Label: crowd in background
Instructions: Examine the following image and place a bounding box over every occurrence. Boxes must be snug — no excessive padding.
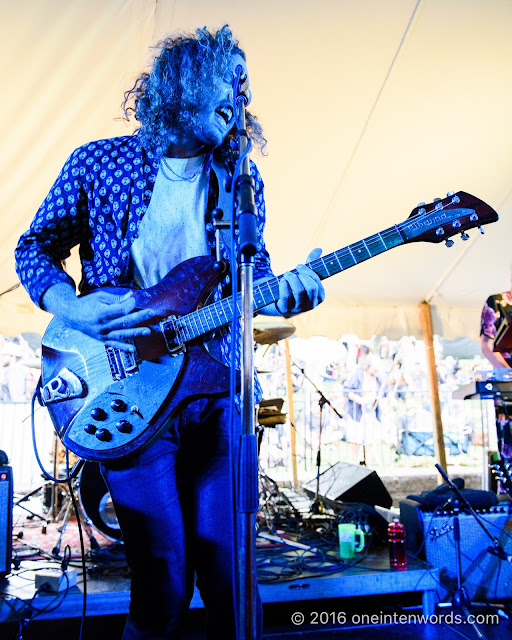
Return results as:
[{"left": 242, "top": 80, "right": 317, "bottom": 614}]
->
[
  {"left": 0, "top": 334, "right": 40, "bottom": 403},
  {"left": 0, "top": 330, "right": 491, "bottom": 471},
  {"left": 255, "top": 334, "right": 489, "bottom": 471}
]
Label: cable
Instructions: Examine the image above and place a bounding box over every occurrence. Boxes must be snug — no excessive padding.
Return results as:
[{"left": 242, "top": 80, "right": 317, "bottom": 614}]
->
[
  {"left": 66, "top": 444, "right": 87, "bottom": 640},
  {"left": 0, "top": 574, "right": 72, "bottom": 639},
  {"left": 30, "top": 380, "right": 83, "bottom": 484}
]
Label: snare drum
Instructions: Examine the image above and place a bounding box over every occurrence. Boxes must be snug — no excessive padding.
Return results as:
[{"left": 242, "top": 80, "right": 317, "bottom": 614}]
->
[{"left": 77, "top": 461, "right": 123, "bottom": 542}]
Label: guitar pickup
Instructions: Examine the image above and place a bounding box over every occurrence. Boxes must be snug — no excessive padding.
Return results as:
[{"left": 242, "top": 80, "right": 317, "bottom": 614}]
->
[
  {"left": 41, "top": 368, "right": 85, "bottom": 405},
  {"left": 160, "top": 316, "right": 186, "bottom": 356}
]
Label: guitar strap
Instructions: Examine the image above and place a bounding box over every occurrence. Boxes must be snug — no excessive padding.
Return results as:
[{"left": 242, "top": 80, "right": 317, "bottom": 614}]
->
[{"left": 211, "top": 161, "right": 234, "bottom": 258}]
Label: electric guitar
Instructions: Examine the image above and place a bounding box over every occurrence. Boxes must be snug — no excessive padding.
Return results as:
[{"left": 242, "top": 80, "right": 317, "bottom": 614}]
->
[{"left": 40, "top": 191, "right": 498, "bottom": 461}]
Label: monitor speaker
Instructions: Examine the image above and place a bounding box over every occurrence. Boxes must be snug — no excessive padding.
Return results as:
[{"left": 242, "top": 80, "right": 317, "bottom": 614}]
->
[
  {"left": 0, "top": 464, "right": 13, "bottom": 579},
  {"left": 302, "top": 461, "right": 392, "bottom": 509}
]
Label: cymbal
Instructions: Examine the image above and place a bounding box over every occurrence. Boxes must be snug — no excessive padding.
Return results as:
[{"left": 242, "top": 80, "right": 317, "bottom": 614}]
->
[
  {"left": 254, "top": 321, "right": 295, "bottom": 345},
  {"left": 21, "top": 358, "right": 41, "bottom": 369}
]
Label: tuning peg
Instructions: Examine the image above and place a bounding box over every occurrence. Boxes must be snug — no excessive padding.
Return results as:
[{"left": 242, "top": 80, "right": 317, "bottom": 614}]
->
[
  {"left": 445, "top": 238, "right": 454, "bottom": 248},
  {"left": 470, "top": 213, "right": 478, "bottom": 222},
  {"left": 447, "top": 190, "right": 455, "bottom": 196},
  {"left": 460, "top": 232, "right": 470, "bottom": 241},
  {"left": 478, "top": 226, "right": 485, "bottom": 234},
  {"left": 433, "top": 197, "right": 441, "bottom": 202},
  {"left": 417, "top": 202, "right": 425, "bottom": 207}
]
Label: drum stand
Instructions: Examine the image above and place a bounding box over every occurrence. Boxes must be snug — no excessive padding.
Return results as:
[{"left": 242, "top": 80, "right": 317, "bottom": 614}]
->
[
  {"left": 14, "top": 483, "right": 52, "bottom": 532},
  {"left": 47, "top": 470, "right": 103, "bottom": 559},
  {"left": 15, "top": 434, "right": 74, "bottom": 528}
]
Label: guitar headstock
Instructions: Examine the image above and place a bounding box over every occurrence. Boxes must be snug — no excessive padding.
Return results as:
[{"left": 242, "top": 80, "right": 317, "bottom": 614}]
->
[
  {"left": 400, "top": 191, "right": 499, "bottom": 245},
  {"left": 491, "top": 460, "right": 512, "bottom": 499}
]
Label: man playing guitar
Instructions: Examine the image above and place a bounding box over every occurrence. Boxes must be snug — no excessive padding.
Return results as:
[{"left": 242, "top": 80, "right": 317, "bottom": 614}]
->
[{"left": 15, "top": 26, "right": 324, "bottom": 640}]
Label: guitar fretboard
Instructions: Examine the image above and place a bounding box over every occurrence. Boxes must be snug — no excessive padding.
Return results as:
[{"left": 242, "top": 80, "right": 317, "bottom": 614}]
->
[{"left": 171, "top": 225, "right": 404, "bottom": 343}]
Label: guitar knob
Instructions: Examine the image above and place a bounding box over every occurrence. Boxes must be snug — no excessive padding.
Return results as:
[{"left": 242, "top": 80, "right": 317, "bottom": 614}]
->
[
  {"left": 95, "top": 428, "right": 112, "bottom": 442},
  {"left": 469, "top": 213, "right": 478, "bottom": 222},
  {"left": 84, "top": 424, "right": 97, "bottom": 434},
  {"left": 111, "top": 399, "right": 127, "bottom": 412},
  {"left": 452, "top": 220, "right": 461, "bottom": 228},
  {"left": 461, "top": 232, "right": 469, "bottom": 241},
  {"left": 445, "top": 239, "right": 454, "bottom": 248},
  {"left": 91, "top": 407, "right": 107, "bottom": 421},
  {"left": 436, "top": 227, "right": 445, "bottom": 236},
  {"left": 116, "top": 420, "right": 132, "bottom": 433}
]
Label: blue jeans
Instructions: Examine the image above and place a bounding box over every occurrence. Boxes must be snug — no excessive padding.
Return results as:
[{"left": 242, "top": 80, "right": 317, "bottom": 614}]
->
[{"left": 101, "top": 396, "right": 262, "bottom": 639}]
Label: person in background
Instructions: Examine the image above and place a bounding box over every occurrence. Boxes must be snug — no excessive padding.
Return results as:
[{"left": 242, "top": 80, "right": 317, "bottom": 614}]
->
[
  {"left": 496, "top": 406, "right": 512, "bottom": 460},
  {"left": 480, "top": 277, "right": 512, "bottom": 369}
]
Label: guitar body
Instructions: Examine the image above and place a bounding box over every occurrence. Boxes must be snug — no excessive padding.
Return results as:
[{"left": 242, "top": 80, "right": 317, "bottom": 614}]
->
[{"left": 41, "top": 256, "right": 234, "bottom": 462}]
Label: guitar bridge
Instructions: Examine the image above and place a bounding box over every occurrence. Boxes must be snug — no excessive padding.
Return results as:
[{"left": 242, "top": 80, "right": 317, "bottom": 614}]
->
[
  {"left": 106, "top": 344, "right": 140, "bottom": 381},
  {"left": 160, "top": 315, "right": 186, "bottom": 356}
]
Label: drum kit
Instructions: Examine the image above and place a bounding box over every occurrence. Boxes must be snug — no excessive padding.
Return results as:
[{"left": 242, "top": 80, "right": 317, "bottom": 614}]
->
[{"left": 23, "top": 321, "right": 296, "bottom": 552}]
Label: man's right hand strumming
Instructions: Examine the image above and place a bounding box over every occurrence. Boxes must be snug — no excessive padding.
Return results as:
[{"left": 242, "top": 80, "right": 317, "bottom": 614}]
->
[{"left": 42, "top": 283, "right": 155, "bottom": 352}]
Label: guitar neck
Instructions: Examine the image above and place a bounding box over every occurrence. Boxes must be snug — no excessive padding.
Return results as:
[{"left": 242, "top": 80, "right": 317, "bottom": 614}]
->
[
  {"left": 176, "top": 225, "right": 404, "bottom": 342},
  {"left": 252, "top": 225, "right": 404, "bottom": 313}
]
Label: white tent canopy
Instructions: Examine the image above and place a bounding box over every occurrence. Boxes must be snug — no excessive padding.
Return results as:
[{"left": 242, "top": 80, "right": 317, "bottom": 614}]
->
[{"left": 2, "top": 0, "right": 512, "bottom": 341}]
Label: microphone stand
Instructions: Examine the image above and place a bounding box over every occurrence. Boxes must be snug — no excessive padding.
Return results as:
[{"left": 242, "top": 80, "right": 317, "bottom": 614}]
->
[
  {"left": 232, "top": 66, "right": 258, "bottom": 640},
  {"left": 435, "top": 464, "right": 512, "bottom": 638},
  {"left": 291, "top": 361, "right": 344, "bottom": 513}
]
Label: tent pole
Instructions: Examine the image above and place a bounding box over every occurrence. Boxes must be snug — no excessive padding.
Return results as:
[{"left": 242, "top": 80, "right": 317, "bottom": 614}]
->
[
  {"left": 284, "top": 338, "right": 299, "bottom": 489},
  {"left": 419, "top": 301, "right": 447, "bottom": 481}
]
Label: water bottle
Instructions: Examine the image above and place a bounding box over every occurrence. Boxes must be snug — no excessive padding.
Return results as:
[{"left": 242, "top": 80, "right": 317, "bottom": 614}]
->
[{"left": 388, "top": 518, "right": 407, "bottom": 569}]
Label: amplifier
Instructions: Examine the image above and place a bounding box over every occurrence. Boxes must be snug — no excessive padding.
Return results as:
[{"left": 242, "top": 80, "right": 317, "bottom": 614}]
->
[
  {"left": 400, "top": 500, "right": 512, "bottom": 601},
  {"left": 0, "top": 465, "right": 13, "bottom": 578}
]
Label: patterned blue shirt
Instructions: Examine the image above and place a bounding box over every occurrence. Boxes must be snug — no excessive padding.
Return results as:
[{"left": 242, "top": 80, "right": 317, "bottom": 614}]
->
[
  {"left": 15, "top": 134, "right": 272, "bottom": 305},
  {"left": 15, "top": 135, "right": 274, "bottom": 402}
]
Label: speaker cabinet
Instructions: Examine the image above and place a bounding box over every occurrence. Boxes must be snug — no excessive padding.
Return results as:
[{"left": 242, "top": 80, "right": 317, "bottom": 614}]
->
[
  {"left": 303, "top": 461, "right": 392, "bottom": 509},
  {"left": 400, "top": 500, "right": 512, "bottom": 600},
  {"left": 0, "top": 465, "right": 13, "bottom": 578}
]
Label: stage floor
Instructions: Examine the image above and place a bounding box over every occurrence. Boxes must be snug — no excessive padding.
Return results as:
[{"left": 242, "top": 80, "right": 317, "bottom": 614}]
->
[
  {"left": 2, "top": 538, "right": 512, "bottom": 639},
  {"left": 2, "top": 493, "right": 511, "bottom": 638}
]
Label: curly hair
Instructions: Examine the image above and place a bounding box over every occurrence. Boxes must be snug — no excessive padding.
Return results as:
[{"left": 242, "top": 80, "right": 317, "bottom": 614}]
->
[{"left": 122, "top": 25, "right": 266, "bottom": 159}]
